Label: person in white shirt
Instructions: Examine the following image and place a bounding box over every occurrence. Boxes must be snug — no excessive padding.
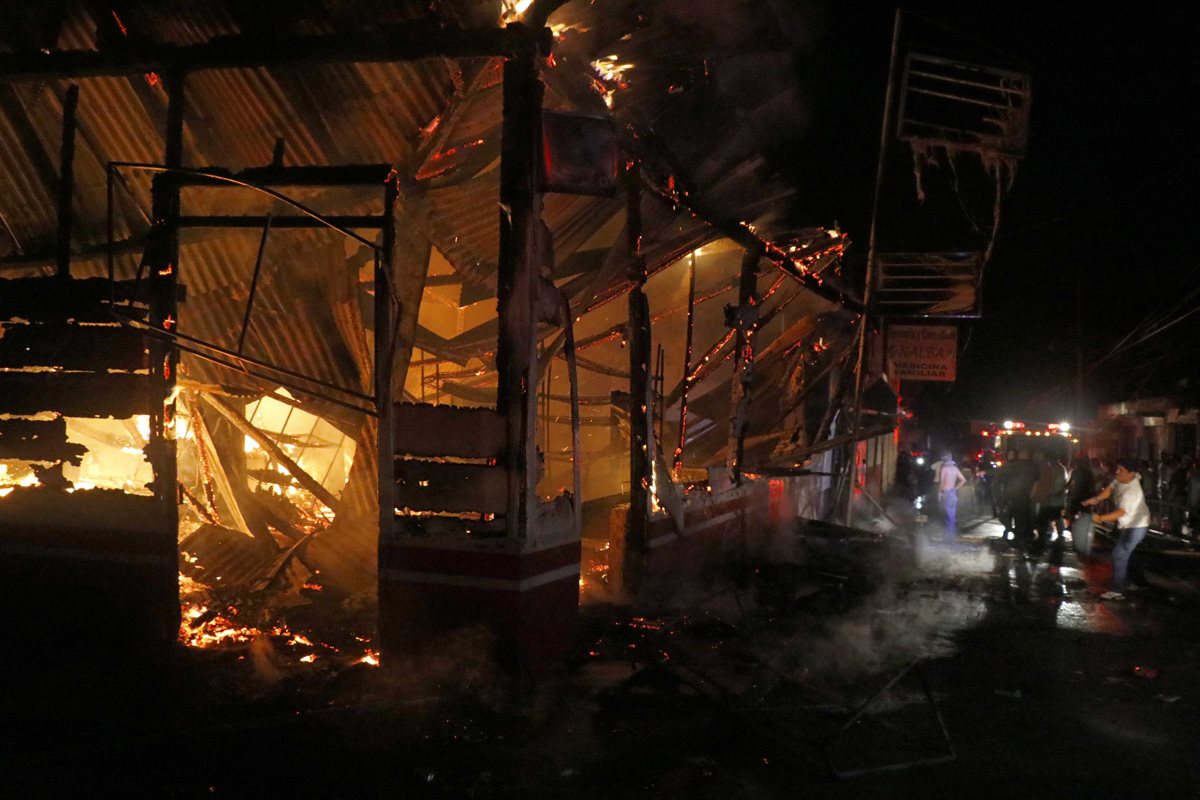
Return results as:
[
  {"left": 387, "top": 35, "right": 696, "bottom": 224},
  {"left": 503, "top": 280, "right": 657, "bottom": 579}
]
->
[
  {"left": 1083, "top": 457, "right": 1151, "bottom": 600},
  {"left": 938, "top": 453, "right": 968, "bottom": 539}
]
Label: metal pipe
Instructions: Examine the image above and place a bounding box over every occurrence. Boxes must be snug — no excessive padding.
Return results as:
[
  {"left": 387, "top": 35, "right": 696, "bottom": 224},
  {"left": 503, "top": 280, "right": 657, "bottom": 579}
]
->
[
  {"left": 113, "top": 311, "right": 377, "bottom": 406},
  {"left": 674, "top": 250, "right": 698, "bottom": 477},
  {"left": 176, "top": 214, "right": 384, "bottom": 229},
  {"left": 169, "top": 340, "right": 375, "bottom": 417},
  {"left": 108, "top": 162, "right": 378, "bottom": 247},
  {"left": 238, "top": 213, "right": 272, "bottom": 354}
]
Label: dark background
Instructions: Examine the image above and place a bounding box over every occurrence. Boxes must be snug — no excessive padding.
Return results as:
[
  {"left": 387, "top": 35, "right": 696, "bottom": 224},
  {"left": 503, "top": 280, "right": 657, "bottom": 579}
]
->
[{"left": 785, "top": 2, "right": 1200, "bottom": 430}]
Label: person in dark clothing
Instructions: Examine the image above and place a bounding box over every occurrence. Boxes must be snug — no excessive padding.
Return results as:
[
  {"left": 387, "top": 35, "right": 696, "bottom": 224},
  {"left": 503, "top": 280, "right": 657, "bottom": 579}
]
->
[
  {"left": 1032, "top": 454, "right": 1068, "bottom": 554},
  {"left": 993, "top": 450, "right": 1016, "bottom": 544},
  {"left": 1187, "top": 460, "right": 1200, "bottom": 537},
  {"left": 1065, "top": 457, "right": 1096, "bottom": 518},
  {"left": 1004, "top": 450, "right": 1039, "bottom": 550},
  {"left": 1167, "top": 455, "right": 1191, "bottom": 535}
]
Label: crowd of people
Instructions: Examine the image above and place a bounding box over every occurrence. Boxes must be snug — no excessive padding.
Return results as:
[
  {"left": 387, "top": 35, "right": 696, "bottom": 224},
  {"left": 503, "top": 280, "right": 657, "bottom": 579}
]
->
[{"left": 893, "top": 445, "right": 1196, "bottom": 601}]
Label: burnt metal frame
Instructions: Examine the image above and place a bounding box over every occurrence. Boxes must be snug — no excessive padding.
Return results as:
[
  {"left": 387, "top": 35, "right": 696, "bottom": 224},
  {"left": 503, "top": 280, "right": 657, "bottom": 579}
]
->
[
  {"left": 873, "top": 251, "right": 984, "bottom": 320},
  {"left": 0, "top": 22, "right": 551, "bottom": 81},
  {"left": 623, "top": 159, "right": 653, "bottom": 583},
  {"left": 105, "top": 161, "right": 390, "bottom": 417},
  {"left": 727, "top": 247, "right": 762, "bottom": 485},
  {"left": 896, "top": 51, "right": 1031, "bottom": 159}
]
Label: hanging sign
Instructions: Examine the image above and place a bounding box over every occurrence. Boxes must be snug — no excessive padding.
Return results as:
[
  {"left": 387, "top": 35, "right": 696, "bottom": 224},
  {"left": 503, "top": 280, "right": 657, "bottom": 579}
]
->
[
  {"left": 541, "top": 110, "right": 618, "bottom": 196},
  {"left": 886, "top": 324, "right": 957, "bottom": 382}
]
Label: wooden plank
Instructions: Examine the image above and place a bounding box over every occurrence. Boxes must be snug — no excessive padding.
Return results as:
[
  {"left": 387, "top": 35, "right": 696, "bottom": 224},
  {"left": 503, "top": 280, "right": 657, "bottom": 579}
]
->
[
  {"left": 0, "top": 323, "right": 146, "bottom": 370},
  {"left": 394, "top": 402, "right": 506, "bottom": 459},
  {"left": 200, "top": 393, "right": 340, "bottom": 514},
  {"left": 0, "top": 372, "right": 150, "bottom": 417},
  {"left": 394, "top": 459, "right": 507, "bottom": 515},
  {"left": 0, "top": 487, "right": 169, "bottom": 538},
  {"left": 0, "top": 277, "right": 151, "bottom": 323},
  {"left": 0, "top": 24, "right": 537, "bottom": 81},
  {"left": 0, "top": 417, "right": 86, "bottom": 463}
]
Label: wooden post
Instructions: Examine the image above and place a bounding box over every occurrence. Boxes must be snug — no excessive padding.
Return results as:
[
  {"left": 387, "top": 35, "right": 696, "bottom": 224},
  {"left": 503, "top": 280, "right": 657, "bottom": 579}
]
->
[
  {"left": 55, "top": 84, "right": 79, "bottom": 278},
  {"left": 145, "top": 70, "right": 184, "bottom": 641},
  {"left": 377, "top": 181, "right": 398, "bottom": 551},
  {"left": 497, "top": 46, "right": 543, "bottom": 539},
  {"left": 625, "top": 159, "right": 652, "bottom": 586},
  {"left": 728, "top": 247, "right": 761, "bottom": 485},
  {"left": 674, "top": 250, "right": 697, "bottom": 477}
]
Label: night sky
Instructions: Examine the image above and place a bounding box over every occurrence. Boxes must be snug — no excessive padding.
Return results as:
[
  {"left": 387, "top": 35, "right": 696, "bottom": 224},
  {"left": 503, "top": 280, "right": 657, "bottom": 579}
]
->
[{"left": 785, "top": 2, "right": 1200, "bottom": 429}]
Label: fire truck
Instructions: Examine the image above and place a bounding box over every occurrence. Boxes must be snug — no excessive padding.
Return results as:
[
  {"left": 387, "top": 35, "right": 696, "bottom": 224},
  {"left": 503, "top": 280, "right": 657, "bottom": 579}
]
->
[{"left": 972, "top": 419, "right": 1080, "bottom": 466}]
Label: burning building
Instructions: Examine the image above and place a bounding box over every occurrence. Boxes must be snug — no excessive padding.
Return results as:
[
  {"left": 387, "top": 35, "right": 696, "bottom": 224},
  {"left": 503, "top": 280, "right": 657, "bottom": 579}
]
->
[{"left": 0, "top": 0, "right": 923, "bottom": 678}]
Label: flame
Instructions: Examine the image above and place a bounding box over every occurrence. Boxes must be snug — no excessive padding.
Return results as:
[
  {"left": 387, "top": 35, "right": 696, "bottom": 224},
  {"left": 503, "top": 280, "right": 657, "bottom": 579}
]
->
[
  {"left": 549, "top": 22, "right": 590, "bottom": 40},
  {"left": 177, "top": 572, "right": 351, "bottom": 659},
  {"left": 648, "top": 462, "right": 663, "bottom": 513},
  {"left": 499, "top": 0, "right": 534, "bottom": 23},
  {"left": 589, "top": 55, "right": 634, "bottom": 109},
  {"left": 356, "top": 650, "right": 380, "bottom": 667}
]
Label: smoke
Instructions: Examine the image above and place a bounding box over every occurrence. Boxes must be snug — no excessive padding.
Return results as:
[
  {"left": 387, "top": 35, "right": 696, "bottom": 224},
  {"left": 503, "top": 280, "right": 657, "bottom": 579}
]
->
[
  {"left": 788, "top": 569, "right": 987, "bottom": 685},
  {"left": 613, "top": 516, "right": 992, "bottom": 694}
]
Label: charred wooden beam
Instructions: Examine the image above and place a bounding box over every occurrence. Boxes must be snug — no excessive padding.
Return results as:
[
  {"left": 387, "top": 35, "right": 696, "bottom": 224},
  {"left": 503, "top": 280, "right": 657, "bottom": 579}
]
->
[
  {"left": 496, "top": 50, "right": 543, "bottom": 537},
  {"left": 0, "top": 23, "right": 551, "bottom": 81},
  {"left": 0, "top": 372, "right": 150, "bottom": 417},
  {"left": 200, "top": 393, "right": 342, "bottom": 515},
  {"left": 55, "top": 84, "right": 79, "bottom": 277},
  {"left": 0, "top": 487, "right": 168, "bottom": 538},
  {"left": 376, "top": 179, "right": 399, "bottom": 541},
  {"left": 145, "top": 70, "right": 183, "bottom": 536},
  {"left": 393, "top": 402, "right": 506, "bottom": 460},
  {"left": 727, "top": 248, "right": 761, "bottom": 485},
  {"left": 0, "top": 322, "right": 145, "bottom": 371},
  {"left": 0, "top": 417, "right": 86, "bottom": 463},
  {"left": 625, "top": 159, "right": 652, "bottom": 585},
  {"left": 0, "top": 277, "right": 153, "bottom": 321},
  {"left": 626, "top": 131, "right": 861, "bottom": 313}
]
